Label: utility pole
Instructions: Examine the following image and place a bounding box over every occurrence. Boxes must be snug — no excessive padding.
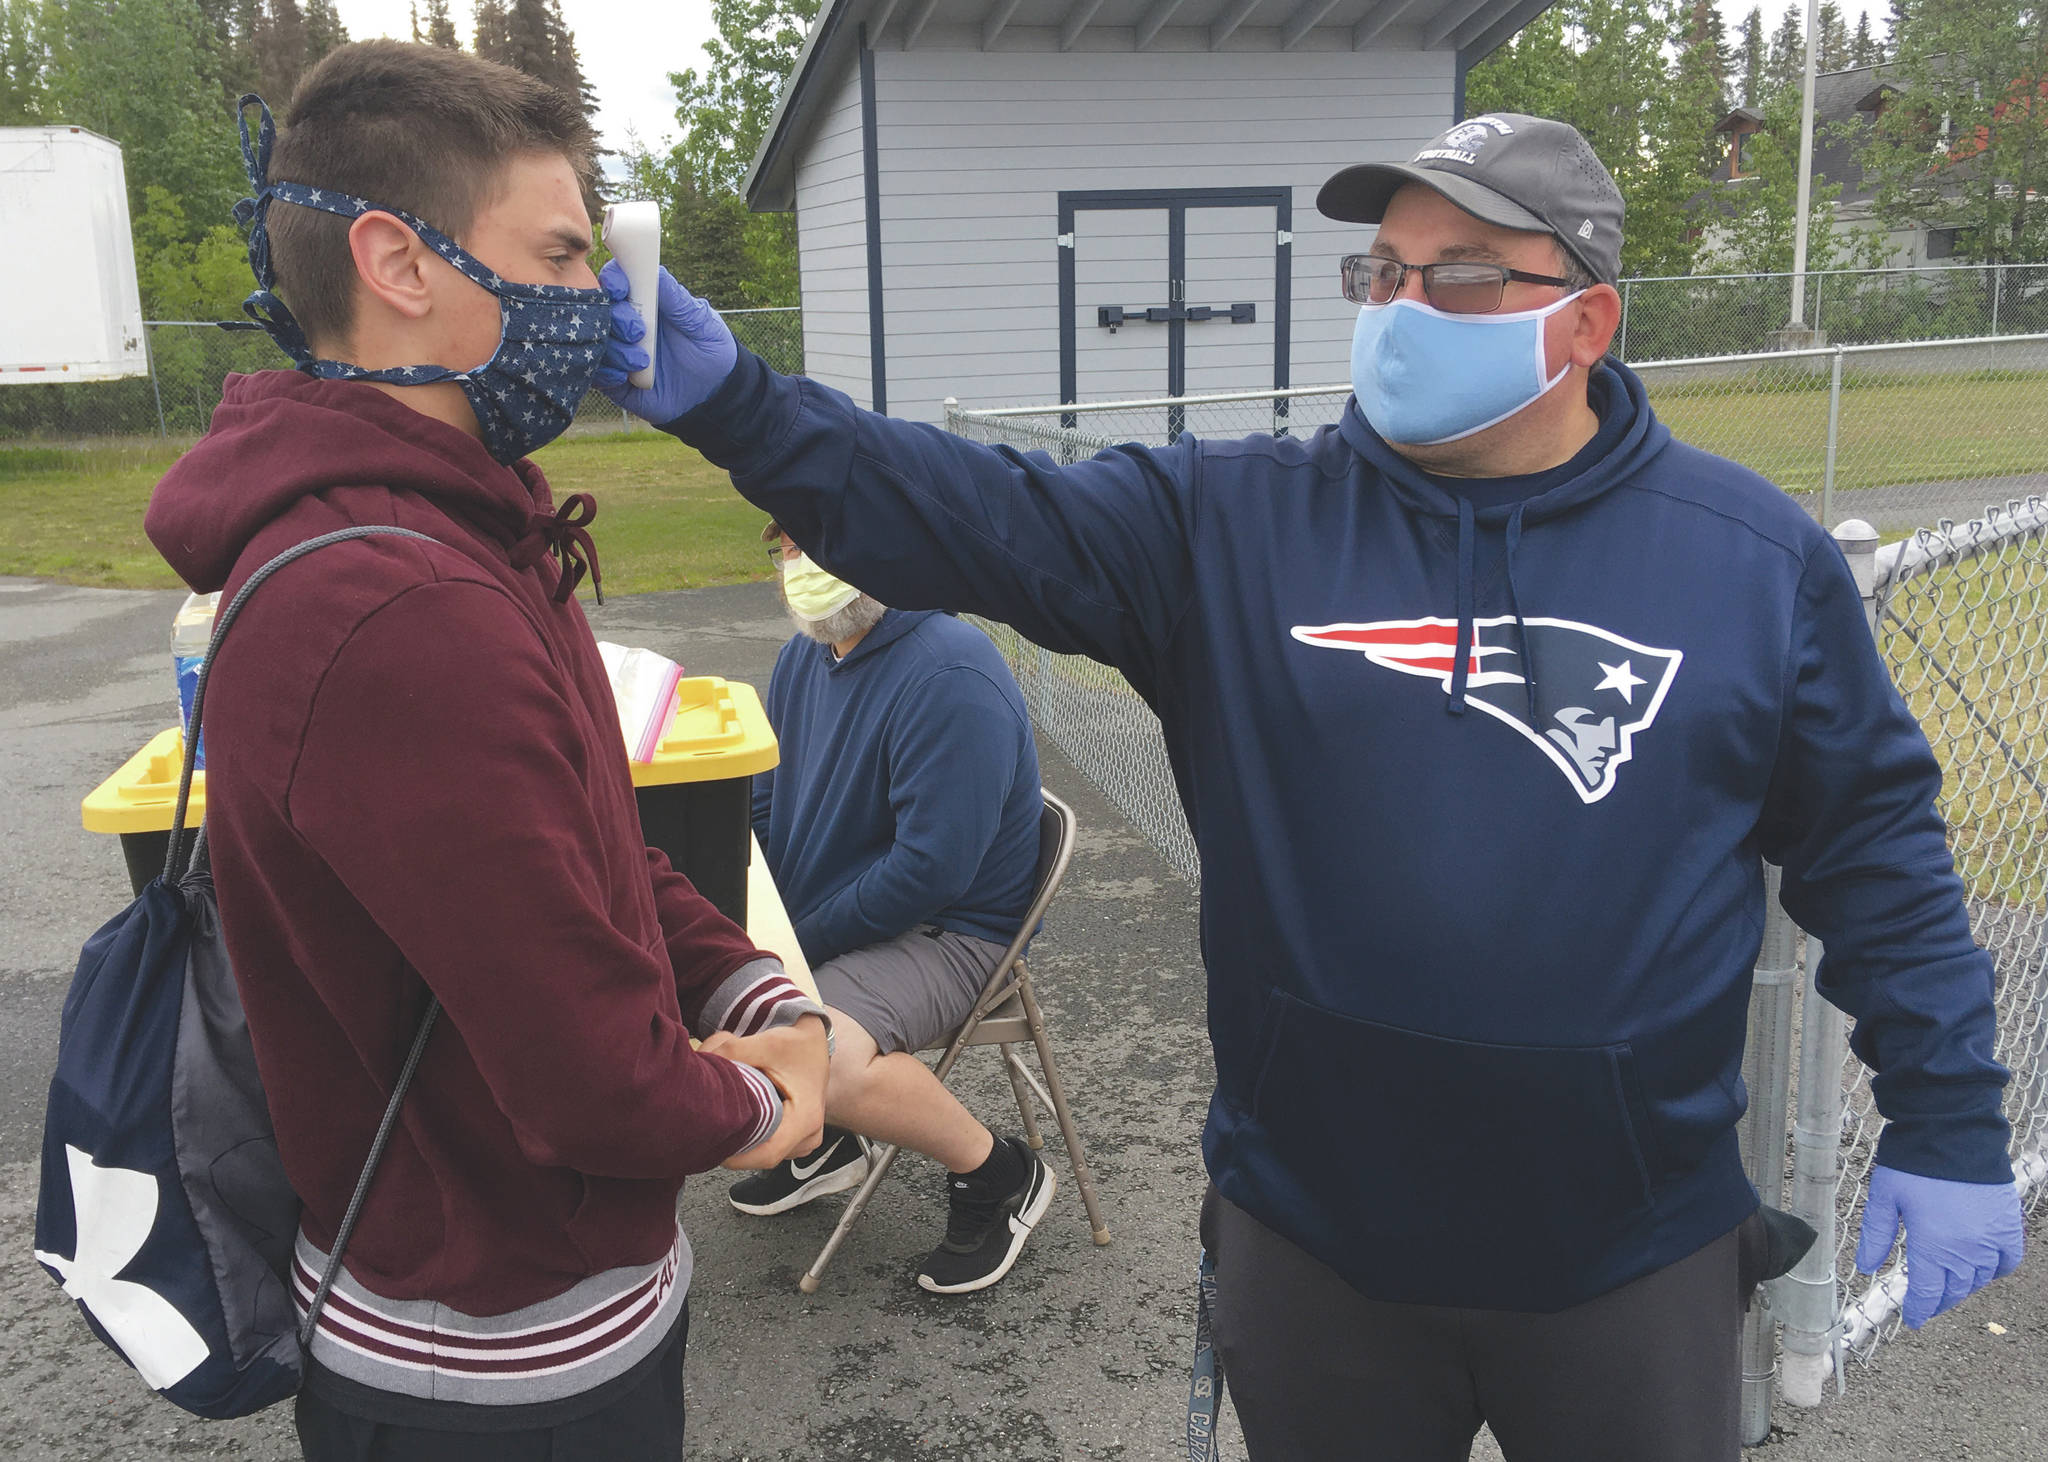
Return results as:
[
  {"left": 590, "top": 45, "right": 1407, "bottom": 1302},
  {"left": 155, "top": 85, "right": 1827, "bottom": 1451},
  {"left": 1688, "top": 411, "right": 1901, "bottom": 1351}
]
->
[{"left": 1787, "top": 0, "right": 1821, "bottom": 332}]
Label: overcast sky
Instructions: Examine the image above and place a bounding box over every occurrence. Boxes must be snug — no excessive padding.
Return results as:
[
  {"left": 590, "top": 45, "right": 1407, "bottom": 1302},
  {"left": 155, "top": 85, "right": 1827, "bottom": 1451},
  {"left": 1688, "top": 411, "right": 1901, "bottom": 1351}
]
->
[
  {"left": 329, "top": 0, "right": 717, "bottom": 155},
  {"left": 327, "top": 0, "right": 1878, "bottom": 159}
]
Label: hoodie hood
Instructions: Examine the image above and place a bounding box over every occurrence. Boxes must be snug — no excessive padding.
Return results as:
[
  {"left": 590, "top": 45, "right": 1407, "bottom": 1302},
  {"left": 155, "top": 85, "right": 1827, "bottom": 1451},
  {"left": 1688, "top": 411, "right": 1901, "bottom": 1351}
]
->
[
  {"left": 830, "top": 606, "right": 936, "bottom": 667},
  {"left": 1338, "top": 359, "right": 1671, "bottom": 529},
  {"left": 1337, "top": 359, "right": 1673, "bottom": 717},
  {"left": 146, "top": 370, "right": 558, "bottom": 595}
]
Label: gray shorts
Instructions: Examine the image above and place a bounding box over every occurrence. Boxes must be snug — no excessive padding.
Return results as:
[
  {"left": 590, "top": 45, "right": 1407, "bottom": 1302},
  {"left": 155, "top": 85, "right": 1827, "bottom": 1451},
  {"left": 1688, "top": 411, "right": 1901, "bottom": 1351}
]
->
[{"left": 811, "top": 926, "right": 1008, "bottom": 1056}]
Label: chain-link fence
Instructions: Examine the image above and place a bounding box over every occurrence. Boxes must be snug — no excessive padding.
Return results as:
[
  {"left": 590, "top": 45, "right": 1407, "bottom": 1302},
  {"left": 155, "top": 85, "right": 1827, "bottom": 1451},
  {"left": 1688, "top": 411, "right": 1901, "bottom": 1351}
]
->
[
  {"left": 950, "top": 332, "right": 2048, "bottom": 537},
  {"left": 1834, "top": 509, "right": 2048, "bottom": 1354},
  {"left": 948, "top": 342, "right": 2048, "bottom": 1425},
  {"left": 0, "top": 308, "right": 803, "bottom": 446},
  {"left": 1617, "top": 264, "right": 2048, "bottom": 364}
]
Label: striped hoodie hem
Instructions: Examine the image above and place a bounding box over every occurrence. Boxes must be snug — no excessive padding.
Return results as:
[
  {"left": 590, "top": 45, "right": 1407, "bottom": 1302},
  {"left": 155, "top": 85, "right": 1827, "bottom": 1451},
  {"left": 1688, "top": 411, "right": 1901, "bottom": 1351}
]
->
[{"left": 293, "top": 1226, "right": 691, "bottom": 1406}]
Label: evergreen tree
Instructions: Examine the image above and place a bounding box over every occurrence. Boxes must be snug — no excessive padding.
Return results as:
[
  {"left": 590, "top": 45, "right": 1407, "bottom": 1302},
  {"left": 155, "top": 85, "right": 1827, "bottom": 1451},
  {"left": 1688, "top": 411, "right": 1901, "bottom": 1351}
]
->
[
  {"left": 1850, "top": 12, "right": 1880, "bottom": 68},
  {"left": 1817, "top": 0, "right": 1849, "bottom": 71},
  {"left": 1, "top": 0, "right": 47, "bottom": 124},
  {"left": 254, "top": 0, "right": 306, "bottom": 104},
  {"left": 472, "top": 0, "right": 597, "bottom": 131},
  {"left": 1883, "top": 0, "right": 1909, "bottom": 59},
  {"left": 1679, "top": 0, "right": 1728, "bottom": 113},
  {"left": 225, "top": 0, "right": 262, "bottom": 95},
  {"left": 1679, "top": 0, "right": 1733, "bottom": 164},
  {"left": 1765, "top": 3, "right": 1805, "bottom": 99},
  {"left": 1736, "top": 5, "right": 1767, "bottom": 106},
  {"left": 303, "top": 0, "right": 345, "bottom": 64},
  {"left": 422, "top": 0, "right": 460, "bottom": 49},
  {"left": 473, "top": 0, "right": 511, "bottom": 60}
]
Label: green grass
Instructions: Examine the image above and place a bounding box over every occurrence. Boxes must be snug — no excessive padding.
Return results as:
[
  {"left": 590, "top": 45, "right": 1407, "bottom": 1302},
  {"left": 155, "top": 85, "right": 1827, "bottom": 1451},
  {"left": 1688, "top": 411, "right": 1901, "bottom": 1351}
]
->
[
  {"left": 5, "top": 370, "right": 2044, "bottom": 590},
  {"left": 1646, "top": 372, "right": 2048, "bottom": 497},
  {"left": 0, "top": 429, "right": 777, "bottom": 594}
]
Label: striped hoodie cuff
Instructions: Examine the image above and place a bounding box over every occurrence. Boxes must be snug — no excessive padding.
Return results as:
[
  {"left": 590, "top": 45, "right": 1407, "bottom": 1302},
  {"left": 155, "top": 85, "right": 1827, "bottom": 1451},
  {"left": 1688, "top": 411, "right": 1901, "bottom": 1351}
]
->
[
  {"left": 731, "top": 1062, "right": 785, "bottom": 1153},
  {"left": 704, "top": 957, "right": 832, "bottom": 1041}
]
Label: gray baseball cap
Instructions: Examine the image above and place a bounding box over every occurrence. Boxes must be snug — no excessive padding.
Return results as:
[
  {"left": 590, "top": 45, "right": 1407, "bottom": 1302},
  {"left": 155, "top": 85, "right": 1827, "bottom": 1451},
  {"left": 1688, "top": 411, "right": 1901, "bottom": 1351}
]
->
[{"left": 1316, "top": 114, "right": 1624, "bottom": 286}]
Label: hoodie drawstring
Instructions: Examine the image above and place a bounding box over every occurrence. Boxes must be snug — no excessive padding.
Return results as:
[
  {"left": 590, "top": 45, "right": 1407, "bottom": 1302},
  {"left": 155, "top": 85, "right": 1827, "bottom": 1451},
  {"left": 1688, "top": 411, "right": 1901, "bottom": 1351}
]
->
[
  {"left": 1503, "top": 503, "right": 1537, "bottom": 723},
  {"left": 1446, "top": 498, "right": 1537, "bottom": 721},
  {"left": 1448, "top": 496, "right": 1476, "bottom": 715},
  {"left": 512, "top": 492, "right": 604, "bottom": 605}
]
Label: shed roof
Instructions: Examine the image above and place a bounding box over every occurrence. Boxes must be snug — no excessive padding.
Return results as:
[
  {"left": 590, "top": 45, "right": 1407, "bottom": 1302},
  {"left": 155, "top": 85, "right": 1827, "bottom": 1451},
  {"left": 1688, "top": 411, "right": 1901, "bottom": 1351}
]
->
[{"left": 744, "top": 0, "right": 1560, "bottom": 209}]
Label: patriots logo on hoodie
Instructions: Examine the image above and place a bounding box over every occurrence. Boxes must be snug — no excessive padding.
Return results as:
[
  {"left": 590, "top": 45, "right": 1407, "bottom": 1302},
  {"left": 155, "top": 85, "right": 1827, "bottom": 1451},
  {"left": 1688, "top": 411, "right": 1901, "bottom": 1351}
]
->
[{"left": 1292, "top": 616, "right": 1683, "bottom": 804}]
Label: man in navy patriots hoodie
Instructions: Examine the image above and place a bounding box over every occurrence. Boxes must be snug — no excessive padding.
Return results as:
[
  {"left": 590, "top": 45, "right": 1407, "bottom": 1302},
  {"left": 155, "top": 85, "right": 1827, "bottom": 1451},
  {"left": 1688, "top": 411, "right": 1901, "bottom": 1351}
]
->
[{"left": 597, "top": 116, "right": 2024, "bottom": 1460}]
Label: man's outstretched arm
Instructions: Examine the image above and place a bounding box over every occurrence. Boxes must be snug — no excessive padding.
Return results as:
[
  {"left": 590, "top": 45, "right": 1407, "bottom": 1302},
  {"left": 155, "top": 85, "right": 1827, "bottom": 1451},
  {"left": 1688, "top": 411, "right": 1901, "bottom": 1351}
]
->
[{"left": 596, "top": 264, "right": 1200, "bottom": 698}]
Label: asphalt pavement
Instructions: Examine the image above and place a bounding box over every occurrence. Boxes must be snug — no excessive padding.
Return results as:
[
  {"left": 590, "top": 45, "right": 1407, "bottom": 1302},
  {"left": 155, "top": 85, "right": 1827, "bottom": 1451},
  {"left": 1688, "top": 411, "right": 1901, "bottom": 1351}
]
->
[{"left": 1, "top": 574, "right": 2040, "bottom": 1461}]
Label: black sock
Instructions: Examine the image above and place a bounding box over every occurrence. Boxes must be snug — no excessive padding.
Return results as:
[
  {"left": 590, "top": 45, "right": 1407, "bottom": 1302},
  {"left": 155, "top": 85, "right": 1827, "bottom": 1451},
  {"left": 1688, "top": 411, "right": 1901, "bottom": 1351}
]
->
[{"left": 956, "top": 1135, "right": 1024, "bottom": 1191}]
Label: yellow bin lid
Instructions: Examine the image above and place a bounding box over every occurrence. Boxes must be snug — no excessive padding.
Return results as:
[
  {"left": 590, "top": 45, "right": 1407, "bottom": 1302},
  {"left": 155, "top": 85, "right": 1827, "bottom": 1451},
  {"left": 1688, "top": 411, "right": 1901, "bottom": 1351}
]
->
[
  {"left": 82, "top": 728, "right": 202, "bottom": 834},
  {"left": 630, "top": 676, "right": 778, "bottom": 787},
  {"left": 82, "top": 678, "right": 777, "bottom": 833}
]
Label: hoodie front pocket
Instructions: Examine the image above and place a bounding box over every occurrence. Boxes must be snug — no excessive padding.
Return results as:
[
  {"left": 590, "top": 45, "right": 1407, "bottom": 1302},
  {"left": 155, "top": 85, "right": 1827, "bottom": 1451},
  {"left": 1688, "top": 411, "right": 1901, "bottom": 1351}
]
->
[{"left": 1247, "top": 988, "right": 1656, "bottom": 1276}]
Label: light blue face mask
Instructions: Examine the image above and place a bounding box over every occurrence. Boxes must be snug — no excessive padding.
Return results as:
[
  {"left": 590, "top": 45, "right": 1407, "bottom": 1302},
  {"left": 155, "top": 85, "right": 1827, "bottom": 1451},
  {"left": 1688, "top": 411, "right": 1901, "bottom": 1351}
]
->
[{"left": 1350, "top": 293, "right": 1582, "bottom": 447}]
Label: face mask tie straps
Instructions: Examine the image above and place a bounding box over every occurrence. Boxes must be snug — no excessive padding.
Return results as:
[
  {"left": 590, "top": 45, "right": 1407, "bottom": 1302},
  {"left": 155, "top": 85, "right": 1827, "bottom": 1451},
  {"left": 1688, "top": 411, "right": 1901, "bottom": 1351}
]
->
[{"left": 233, "top": 95, "right": 320, "bottom": 368}]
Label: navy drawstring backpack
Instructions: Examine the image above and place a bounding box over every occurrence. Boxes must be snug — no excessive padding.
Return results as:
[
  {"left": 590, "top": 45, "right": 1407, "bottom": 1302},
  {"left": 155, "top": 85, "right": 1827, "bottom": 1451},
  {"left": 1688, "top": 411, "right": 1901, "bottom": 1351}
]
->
[{"left": 34, "top": 526, "right": 443, "bottom": 1418}]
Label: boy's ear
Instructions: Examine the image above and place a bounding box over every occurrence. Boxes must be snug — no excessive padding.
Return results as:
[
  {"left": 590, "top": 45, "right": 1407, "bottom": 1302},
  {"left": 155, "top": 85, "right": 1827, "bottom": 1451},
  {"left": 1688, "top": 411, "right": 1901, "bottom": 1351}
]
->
[{"left": 347, "top": 211, "right": 438, "bottom": 326}]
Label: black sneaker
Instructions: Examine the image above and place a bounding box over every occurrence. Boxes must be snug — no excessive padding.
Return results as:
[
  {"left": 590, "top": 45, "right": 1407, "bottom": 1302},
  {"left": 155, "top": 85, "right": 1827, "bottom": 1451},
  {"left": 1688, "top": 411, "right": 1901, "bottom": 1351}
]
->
[
  {"left": 916, "top": 1137, "right": 1056, "bottom": 1294},
  {"left": 728, "top": 1127, "right": 871, "bottom": 1216}
]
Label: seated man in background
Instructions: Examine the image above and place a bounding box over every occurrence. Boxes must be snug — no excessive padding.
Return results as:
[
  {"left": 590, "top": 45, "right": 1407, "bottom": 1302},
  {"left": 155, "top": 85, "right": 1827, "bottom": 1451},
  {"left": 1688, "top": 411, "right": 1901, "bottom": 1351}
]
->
[{"left": 740, "top": 522, "right": 1053, "bottom": 1294}]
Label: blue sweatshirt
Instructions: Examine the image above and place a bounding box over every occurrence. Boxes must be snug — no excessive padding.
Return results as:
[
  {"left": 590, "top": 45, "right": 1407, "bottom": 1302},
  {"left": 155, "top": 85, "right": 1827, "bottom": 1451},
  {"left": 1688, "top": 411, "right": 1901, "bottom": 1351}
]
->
[
  {"left": 752, "top": 608, "right": 1042, "bottom": 966},
  {"left": 676, "top": 351, "right": 2011, "bottom": 1313}
]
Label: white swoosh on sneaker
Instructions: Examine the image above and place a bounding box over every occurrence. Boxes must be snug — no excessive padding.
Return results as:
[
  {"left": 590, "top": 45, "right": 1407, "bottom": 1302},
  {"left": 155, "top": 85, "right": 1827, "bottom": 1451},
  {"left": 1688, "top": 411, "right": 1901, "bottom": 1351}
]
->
[{"left": 790, "top": 1138, "right": 844, "bottom": 1181}]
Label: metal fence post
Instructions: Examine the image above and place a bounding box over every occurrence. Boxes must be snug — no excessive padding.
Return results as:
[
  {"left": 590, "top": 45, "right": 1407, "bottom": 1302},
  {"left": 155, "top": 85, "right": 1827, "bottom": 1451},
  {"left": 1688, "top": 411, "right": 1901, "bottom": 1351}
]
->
[
  {"left": 1739, "top": 865, "right": 1801, "bottom": 1443},
  {"left": 1814, "top": 272, "right": 1826, "bottom": 340},
  {"left": 1820, "top": 349, "right": 1844, "bottom": 529},
  {"left": 145, "top": 324, "right": 168, "bottom": 439},
  {"left": 1777, "top": 520, "right": 1876, "bottom": 1407},
  {"left": 1991, "top": 265, "right": 2002, "bottom": 336},
  {"left": 1617, "top": 278, "right": 1631, "bottom": 362}
]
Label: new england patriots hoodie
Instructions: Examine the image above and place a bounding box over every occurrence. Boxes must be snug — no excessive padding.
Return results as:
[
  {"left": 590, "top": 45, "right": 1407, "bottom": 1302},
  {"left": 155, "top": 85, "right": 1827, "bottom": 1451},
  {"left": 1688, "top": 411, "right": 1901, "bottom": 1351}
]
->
[{"left": 670, "top": 349, "right": 2011, "bottom": 1312}]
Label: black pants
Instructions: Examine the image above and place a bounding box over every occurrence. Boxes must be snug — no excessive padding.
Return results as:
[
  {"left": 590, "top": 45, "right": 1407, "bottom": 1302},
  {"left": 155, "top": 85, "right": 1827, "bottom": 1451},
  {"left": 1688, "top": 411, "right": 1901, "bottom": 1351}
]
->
[
  {"left": 295, "top": 1303, "right": 689, "bottom": 1461},
  {"left": 1203, "top": 1188, "right": 1763, "bottom": 1462}
]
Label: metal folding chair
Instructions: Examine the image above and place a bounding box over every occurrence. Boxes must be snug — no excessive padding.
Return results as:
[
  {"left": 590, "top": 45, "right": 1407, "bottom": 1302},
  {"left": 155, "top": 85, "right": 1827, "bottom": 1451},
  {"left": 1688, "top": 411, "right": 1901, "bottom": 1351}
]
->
[{"left": 799, "top": 788, "right": 1111, "bottom": 1292}]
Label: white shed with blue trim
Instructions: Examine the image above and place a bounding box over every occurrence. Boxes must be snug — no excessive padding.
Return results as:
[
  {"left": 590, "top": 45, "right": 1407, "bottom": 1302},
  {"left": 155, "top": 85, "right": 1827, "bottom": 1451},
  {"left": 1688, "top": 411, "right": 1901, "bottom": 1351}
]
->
[{"left": 744, "top": 0, "right": 1553, "bottom": 423}]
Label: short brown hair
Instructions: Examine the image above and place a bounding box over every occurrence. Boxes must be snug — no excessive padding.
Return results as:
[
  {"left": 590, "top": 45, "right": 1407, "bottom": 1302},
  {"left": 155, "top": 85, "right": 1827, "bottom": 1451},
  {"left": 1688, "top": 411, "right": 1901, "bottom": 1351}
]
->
[{"left": 266, "top": 40, "right": 597, "bottom": 350}]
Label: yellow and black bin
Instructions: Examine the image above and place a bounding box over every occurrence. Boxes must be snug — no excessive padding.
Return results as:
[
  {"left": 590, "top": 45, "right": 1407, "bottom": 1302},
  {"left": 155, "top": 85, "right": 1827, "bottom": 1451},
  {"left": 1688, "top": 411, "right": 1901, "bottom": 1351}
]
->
[
  {"left": 82, "top": 675, "right": 781, "bottom": 925},
  {"left": 628, "top": 675, "right": 779, "bottom": 926}
]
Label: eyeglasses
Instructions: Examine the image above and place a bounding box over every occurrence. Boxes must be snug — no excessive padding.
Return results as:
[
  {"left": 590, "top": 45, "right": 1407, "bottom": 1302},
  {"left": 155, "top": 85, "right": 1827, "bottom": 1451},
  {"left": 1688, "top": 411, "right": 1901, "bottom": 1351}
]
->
[
  {"left": 766, "top": 541, "right": 794, "bottom": 568},
  {"left": 1341, "top": 254, "right": 1574, "bottom": 314}
]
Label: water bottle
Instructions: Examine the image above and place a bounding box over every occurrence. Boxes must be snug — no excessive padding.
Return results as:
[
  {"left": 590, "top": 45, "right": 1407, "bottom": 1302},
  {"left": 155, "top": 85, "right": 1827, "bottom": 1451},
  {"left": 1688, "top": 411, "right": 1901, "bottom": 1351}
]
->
[{"left": 172, "top": 591, "right": 219, "bottom": 770}]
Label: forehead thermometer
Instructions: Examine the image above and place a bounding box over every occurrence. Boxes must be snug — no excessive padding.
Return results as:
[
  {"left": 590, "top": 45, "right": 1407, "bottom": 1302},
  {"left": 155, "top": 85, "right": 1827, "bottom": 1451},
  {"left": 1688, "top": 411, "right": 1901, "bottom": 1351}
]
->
[{"left": 602, "top": 201, "right": 662, "bottom": 391}]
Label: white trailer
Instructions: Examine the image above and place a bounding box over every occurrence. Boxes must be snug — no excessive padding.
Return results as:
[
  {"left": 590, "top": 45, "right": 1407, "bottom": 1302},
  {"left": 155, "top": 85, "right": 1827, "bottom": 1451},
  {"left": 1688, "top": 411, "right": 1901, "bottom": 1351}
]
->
[{"left": 0, "top": 126, "right": 147, "bottom": 384}]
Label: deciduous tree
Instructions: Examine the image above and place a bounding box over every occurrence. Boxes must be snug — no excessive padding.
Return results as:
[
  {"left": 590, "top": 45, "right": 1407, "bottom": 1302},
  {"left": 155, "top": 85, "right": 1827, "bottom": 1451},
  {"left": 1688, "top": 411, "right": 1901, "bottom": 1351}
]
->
[{"left": 1861, "top": 0, "right": 2048, "bottom": 263}]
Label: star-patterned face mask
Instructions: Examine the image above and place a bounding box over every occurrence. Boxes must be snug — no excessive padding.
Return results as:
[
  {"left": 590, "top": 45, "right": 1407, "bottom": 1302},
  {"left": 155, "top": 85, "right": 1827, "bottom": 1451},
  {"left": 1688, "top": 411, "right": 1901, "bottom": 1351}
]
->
[{"left": 232, "top": 95, "right": 610, "bottom": 465}]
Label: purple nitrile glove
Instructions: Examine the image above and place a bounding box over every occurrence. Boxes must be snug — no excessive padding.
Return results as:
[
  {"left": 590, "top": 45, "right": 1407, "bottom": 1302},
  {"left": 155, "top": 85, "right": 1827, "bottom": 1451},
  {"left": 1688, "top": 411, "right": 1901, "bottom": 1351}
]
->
[
  {"left": 593, "top": 260, "right": 738, "bottom": 425},
  {"left": 1855, "top": 1165, "right": 2025, "bottom": 1328}
]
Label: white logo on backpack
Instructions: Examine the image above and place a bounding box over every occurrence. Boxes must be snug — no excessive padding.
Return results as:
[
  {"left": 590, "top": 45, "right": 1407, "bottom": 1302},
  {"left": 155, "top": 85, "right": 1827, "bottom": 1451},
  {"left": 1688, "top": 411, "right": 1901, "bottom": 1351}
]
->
[{"left": 35, "top": 1145, "right": 210, "bottom": 1389}]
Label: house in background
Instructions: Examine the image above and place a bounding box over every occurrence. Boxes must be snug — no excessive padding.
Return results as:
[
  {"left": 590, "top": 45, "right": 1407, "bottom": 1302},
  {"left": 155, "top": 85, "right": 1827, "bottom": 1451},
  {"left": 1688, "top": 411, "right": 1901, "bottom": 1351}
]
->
[
  {"left": 744, "top": 0, "right": 1558, "bottom": 423},
  {"left": 1709, "top": 62, "right": 2007, "bottom": 268}
]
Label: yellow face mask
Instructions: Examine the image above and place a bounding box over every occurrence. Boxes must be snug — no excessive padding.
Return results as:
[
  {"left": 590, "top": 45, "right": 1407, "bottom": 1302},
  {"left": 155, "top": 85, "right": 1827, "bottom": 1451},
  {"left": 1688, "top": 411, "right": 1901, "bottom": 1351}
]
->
[{"left": 781, "top": 553, "right": 862, "bottom": 621}]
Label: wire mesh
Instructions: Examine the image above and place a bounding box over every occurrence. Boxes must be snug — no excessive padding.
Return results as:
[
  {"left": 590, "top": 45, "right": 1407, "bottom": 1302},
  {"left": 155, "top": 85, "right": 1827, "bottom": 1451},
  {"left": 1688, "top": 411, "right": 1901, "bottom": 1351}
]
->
[
  {"left": 0, "top": 308, "right": 805, "bottom": 446},
  {"left": 1616, "top": 264, "right": 2048, "bottom": 364},
  {"left": 1833, "top": 505, "right": 2048, "bottom": 1359},
  {"left": 949, "top": 337, "right": 2048, "bottom": 1385}
]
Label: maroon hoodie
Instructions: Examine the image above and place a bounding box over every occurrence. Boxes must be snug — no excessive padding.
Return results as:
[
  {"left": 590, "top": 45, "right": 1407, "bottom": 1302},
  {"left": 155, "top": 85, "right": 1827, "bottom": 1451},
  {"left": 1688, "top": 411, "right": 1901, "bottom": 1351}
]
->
[{"left": 147, "top": 371, "right": 810, "bottom": 1410}]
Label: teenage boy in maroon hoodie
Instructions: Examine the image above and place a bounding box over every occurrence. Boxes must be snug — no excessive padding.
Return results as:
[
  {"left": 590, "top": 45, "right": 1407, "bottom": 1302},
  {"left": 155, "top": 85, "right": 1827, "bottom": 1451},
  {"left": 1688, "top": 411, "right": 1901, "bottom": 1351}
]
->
[{"left": 143, "top": 41, "right": 828, "bottom": 1461}]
